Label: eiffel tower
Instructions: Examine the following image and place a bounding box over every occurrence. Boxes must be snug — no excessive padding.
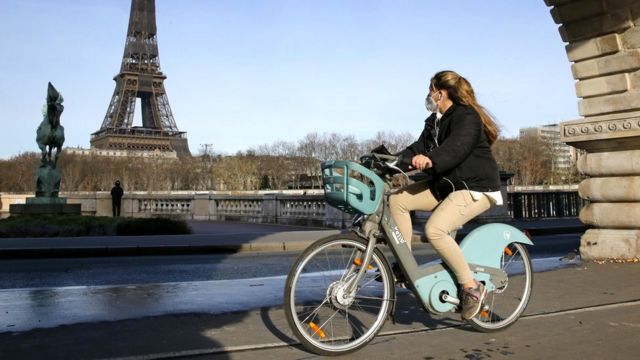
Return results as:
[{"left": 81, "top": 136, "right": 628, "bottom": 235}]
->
[{"left": 90, "top": 0, "right": 191, "bottom": 157}]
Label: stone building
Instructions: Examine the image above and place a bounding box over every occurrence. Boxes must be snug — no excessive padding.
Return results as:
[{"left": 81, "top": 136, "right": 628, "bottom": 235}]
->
[{"left": 64, "top": 147, "right": 177, "bottom": 159}]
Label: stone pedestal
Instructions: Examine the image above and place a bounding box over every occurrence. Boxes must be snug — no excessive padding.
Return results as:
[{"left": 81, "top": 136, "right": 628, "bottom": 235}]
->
[
  {"left": 35, "top": 163, "right": 61, "bottom": 198},
  {"left": 9, "top": 198, "right": 81, "bottom": 215},
  {"left": 10, "top": 197, "right": 81, "bottom": 215},
  {"left": 550, "top": 0, "right": 640, "bottom": 260}
]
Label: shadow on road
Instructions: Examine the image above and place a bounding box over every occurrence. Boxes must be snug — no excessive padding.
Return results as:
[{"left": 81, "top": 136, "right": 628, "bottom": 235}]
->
[{"left": 0, "top": 312, "right": 238, "bottom": 360}]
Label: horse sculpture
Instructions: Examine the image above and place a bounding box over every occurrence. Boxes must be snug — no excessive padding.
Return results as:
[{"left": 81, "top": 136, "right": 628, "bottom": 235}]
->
[
  {"left": 36, "top": 82, "right": 65, "bottom": 165},
  {"left": 34, "top": 82, "right": 65, "bottom": 198}
]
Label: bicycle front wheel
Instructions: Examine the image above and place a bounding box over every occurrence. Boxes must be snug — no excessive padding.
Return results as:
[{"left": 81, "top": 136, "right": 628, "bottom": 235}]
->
[
  {"left": 284, "top": 234, "right": 394, "bottom": 356},
  {"left": 468, "top": 242, "right": 533, "bottom": 332}
]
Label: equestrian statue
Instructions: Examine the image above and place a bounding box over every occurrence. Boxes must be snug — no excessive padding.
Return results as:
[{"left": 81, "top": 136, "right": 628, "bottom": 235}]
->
[{"left": 34, "top": 82, "right": 66, "bottom": 197}]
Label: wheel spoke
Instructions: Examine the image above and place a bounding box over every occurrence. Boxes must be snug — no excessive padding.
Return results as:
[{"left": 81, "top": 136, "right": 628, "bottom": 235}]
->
[
  {"left": 299, "top": 297, "right": 332, "bottom": 325},
  {"left": 469, "top": 242, "right": 532, "bottom": 332},
  {"left": 284, "top": 236, "right": 393, "bottom": 355}
]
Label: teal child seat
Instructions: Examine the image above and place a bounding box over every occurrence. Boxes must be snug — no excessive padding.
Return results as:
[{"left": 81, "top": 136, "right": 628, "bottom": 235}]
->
[{"left": 321, "top": 160, "right": 385, "bottom": 215}]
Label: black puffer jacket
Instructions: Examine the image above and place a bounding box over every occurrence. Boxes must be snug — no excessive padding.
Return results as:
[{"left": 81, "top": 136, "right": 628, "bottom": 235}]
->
[{"left": 399, "top": 103, "right": 500, "bottom": 192}]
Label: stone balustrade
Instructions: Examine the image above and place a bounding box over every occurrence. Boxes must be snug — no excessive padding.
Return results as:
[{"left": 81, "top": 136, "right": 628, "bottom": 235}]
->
[
  {"left": 0, "top": 190, "right": 354, "bottom": 229},
  {"left": 2, "top": 181, "right": 566, "bottom": 230}
]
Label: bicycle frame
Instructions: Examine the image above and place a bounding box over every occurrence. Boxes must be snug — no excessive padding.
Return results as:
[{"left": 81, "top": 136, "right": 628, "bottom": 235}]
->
[
  {"left": 352, "top": 195, "right": 533, "bottom": 315},
  {"left": 284, "top": 157, "right": 535, "bottom": 355}
]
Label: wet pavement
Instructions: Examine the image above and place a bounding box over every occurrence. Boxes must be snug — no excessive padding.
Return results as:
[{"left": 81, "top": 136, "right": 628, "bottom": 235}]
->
[
  {"left": 0, "top": 276, "right": 286, "bottom": 333},
  {"left": 1, "top": 256, "right": 579, "bottom": 334},
  {"left": 0, "top": 261, "right": 638, "bottom": 359},
  {"left": 0, "top": 220, "right": 584, "bottom": 334},
  {"left": 4, "top": 218, "right": 636, "bottom": 359}
]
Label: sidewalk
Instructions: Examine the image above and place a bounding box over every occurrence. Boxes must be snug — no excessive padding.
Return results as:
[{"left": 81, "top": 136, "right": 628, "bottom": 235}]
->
[
  {"left": 0, "top": 218, "right": 585, "bottom": 259},
  {"left": 1, "top": 261, "right": 638, "bottom": 359}
]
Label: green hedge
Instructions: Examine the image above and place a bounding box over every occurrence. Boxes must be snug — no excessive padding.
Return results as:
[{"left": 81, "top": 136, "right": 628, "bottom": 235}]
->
[{"left": 0, "top": 215, "right": 191, "bottom": 238}]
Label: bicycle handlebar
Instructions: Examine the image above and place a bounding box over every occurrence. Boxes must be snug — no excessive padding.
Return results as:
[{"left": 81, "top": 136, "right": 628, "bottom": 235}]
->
[{"left": 371, "top": 153, "right": 397, "bottom": 162}]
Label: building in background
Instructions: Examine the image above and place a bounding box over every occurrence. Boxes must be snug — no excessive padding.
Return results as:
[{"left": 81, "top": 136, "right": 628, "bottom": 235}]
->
[
  {"left": 519, "top": 124, "right": 579, "bottom": 180},
  {"left": 65, "top": 146, "right": 177, "bottom": 159}
]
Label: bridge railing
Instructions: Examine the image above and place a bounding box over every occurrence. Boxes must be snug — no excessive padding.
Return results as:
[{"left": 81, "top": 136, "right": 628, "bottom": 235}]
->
[
  {"left": 1, "top": 188, "right": 583, "bottom": 227},
  {"left": 508, "top": 191, "right": 584, "bottom": 219}
]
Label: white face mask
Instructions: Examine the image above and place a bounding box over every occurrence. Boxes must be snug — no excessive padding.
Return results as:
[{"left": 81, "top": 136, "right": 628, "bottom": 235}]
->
[{"left": 425, "top": 94, "right": 438, "bottom": 113}]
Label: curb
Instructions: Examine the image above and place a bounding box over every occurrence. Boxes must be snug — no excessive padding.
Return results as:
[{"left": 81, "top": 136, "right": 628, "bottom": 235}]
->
[
  {"left": 0, "top": 223, "right": 585, "bottom": 259},
  {"left": 0, "top": 230, "right": 341, "bottom": 259}
]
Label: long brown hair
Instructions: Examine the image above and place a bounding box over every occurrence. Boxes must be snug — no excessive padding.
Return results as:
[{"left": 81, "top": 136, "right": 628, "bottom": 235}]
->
[{"left": 431, "top": 70, "right": 499, "bottom": 145}]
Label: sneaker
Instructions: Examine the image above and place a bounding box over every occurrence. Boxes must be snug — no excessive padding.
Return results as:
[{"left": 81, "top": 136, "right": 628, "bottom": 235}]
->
[{"left": 460, "top": 281, "right": 487, "bottom": 320}]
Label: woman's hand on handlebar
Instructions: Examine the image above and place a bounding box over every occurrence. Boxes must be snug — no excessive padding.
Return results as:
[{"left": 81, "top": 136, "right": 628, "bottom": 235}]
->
[{"left": 411, "top": 154, "right": 433, "bottom": 170}]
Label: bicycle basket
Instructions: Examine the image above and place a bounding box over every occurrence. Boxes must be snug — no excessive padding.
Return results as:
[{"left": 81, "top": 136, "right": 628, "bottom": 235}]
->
[{"left": 321, "top": 160, "right": 385, "bottom": 215}]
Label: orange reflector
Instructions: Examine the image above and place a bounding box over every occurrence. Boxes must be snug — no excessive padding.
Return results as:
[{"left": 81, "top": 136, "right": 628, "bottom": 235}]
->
[
  {"left": 480, "top": 310, "right": 490, "bottom": 318},
  {"left": 353, "top": 258, "right": 374, "bottom": 270},
  {"left": 309, "top": 322, "right": 326, "bottom": 338},
  {"left": 504, "top": 247, "right": 513, "bottom": 256}
]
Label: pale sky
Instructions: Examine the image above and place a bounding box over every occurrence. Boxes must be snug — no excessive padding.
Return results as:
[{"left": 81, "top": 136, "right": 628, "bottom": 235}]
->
[{"left": 0, "top": 0, "right": 579, "bottom": 159}]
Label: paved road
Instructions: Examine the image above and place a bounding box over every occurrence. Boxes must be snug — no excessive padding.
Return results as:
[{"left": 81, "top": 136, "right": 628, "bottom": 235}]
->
[
  {"left": 0, "top": 231, "right": 580, "bottom": 290},
  {"left": 0, "top": 234, "right": 580, "bottom": 334},
  {"left": 1, "top": 262, "right": 639, "bottom": 359},
  {"left": 0, "top": 218, "right": 606, "bottom": 359}
]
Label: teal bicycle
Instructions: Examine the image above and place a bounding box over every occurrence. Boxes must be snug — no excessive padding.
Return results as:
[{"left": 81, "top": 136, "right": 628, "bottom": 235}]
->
[{"left": 284, "top": 153, "right": 533, "bottom": 356}]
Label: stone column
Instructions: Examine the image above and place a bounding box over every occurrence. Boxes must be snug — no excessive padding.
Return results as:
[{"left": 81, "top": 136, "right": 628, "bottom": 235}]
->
[
  {"left": 192, "top": 193, "right": 211, "bottom": 221},
  {"left": 547, "top": 0, "right": 640, "bottom": 260}
]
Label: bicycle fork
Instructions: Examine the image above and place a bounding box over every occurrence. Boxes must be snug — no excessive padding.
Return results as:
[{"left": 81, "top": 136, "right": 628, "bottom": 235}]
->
[{"left": 345, "top": 234, "right": 378, "bottom": 295}]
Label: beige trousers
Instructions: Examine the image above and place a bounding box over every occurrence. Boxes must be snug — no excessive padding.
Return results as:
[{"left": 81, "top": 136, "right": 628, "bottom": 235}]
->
[{"left": 389, "top": 180, "right": 492, "bottom": 285}]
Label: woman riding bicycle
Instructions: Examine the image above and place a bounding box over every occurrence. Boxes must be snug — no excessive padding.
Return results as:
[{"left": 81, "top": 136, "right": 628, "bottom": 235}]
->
[{"left": 391, "top": 70, "right": 502, "bottom": 320}]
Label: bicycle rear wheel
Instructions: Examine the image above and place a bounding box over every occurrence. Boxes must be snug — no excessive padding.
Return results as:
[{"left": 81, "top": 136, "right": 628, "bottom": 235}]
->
[
  {"left": 284, "top": 234, "right": 394, "bottom": 356},
  {"left": 468, "top": 242, "right": 533, "bottom": 332}
]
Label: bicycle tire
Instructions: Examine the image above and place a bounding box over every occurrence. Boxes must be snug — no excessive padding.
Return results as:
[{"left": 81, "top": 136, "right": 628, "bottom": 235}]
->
[
  {"left": 284, "top": 233, "right": 394, "bottom": 356},
  {"left": 467, "top": 242, "right": 533, "bottom": 332}
]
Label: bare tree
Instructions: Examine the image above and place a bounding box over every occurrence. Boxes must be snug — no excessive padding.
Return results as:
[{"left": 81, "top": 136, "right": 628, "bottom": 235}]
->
[
  {"left": 0, "top": 132, "right": 409, "bottom": 193},
  {"left": 493, "top": 134, "right": 552, "bottom": 185},
  {"left": 492, "top": 137, "right": 520, "bottom": 177},
  {"left": 361, "top": 131, "right": 415, "bottom": 154},
  {"left": 0, "top": 152, "right": 39, "bottom": 192},
  {"left": 297, "top": 133, "right": 323, "bottom": 188}
]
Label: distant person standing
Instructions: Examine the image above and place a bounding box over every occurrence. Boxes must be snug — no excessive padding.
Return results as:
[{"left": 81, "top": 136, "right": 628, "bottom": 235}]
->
[{"left": 110, "top": 180, "right": 124, "bottom": 217}]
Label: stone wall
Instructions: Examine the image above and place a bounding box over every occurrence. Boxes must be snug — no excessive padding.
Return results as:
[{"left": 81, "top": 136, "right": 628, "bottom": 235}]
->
[{"left": 550, "top": 0, "right": 640, "bottom": 260}]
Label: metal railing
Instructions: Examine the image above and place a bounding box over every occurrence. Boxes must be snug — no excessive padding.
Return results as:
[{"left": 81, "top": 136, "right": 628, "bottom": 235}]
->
[{"left": 508, "top": 191, "right": 584, "bottom": 219}]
